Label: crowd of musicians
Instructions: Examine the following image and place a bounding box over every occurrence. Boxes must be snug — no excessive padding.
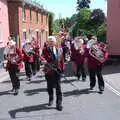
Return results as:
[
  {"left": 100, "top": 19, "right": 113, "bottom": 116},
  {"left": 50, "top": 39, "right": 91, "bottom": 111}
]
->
[{"left": 3, "top": 35, "right": 108, "bottom": 111}]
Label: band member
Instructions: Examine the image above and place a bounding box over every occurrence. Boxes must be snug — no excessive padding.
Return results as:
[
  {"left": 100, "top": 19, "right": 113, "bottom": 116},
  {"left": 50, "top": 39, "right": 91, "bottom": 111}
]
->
[
  {"left": 85, "top": 36, "right": 108, "bottom": 94},
  {"left": 42, "top": 36, "right": 64, "bottom": 111},
  {"left": 22, "top": 40, "right": 35, "bottom": 81},
  {"left": 61, "top": 37, "right": 68, "bottom": 62},
  {"left": 4, "top": 40, "right": 22, "bottom": 95},
  {"left": 71, "top": 37, "right": 86, "bottom": 81},
  {"left": 31, "top": 36, "right": 40, "bottom": 72}
]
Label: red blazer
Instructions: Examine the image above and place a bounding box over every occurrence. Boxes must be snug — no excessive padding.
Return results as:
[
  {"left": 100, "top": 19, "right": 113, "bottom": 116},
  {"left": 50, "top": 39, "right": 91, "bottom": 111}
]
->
[
  {"left": 85, "top": 45, "right": 109, "bottom": 68},
  {"left": 7, "top": 47, "right": 23, "bottom": 70},
  {"left": 31, "top": 40, "right": 40, "bottom": 60},
  {"left": 42, "top": 47, "right": 64, "bottom": 75},
  {"left": 22, "top": 49, "right": 34, "bottom": 63},
  {"left": 71, "top": 44, "right": 85, "bottom": 64}
]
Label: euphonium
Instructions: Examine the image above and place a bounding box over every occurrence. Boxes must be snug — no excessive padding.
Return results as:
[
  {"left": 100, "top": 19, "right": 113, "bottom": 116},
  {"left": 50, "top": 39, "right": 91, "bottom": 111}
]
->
[{"left": 89, "top": 43, "right": 106, "bottom": 63}]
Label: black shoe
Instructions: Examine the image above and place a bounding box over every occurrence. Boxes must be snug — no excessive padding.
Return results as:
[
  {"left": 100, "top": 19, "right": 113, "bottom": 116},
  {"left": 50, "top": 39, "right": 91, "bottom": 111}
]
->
[
  {"left": 99, "top": 90, "right": 103, "bottom": 94},
  {"left": 90, "top": 87, "right": 94, "bottom": 90},
  {"left": 77, "top": 76, "right": 80, "bottom": 80},
  {"left": 99, "top": 87, "right": 104, "bottom": 91},
  {"left": 99, "top": 87, "right": 104, "bottom": 94},
  {"left": 13, "top": 89, "right": 19, "bottom": 96},
  {"left": 10, "top": 88, "right": 14, "bottom": 92},
  {"left": 29, "top": 77, "right": 31, "bottom": 81},
  {"left": 82, "top": 78, "right": 86, "bottom": 81},
  {"left": 56, "top": 105, "right": 63, "bottom": 111},
  {"left": 48, "top": 101, "right": 53, "bottom": 106},
  {"left": 33, "top": 72, "right": 36, "bottom": 76}
]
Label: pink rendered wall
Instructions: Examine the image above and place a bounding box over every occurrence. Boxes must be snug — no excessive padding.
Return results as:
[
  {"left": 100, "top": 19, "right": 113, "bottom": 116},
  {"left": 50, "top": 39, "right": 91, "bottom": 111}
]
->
[
  {"left": 107, "top": 0, "right": 120, "bottom": 55},
  {"left": 0, "top": 0, "right": 9, "bottom": 48}
]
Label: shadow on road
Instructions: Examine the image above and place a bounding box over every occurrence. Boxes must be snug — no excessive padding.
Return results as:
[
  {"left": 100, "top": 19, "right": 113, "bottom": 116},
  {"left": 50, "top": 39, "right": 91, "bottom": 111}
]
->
[
  {"left": 1, "top": 78, "right": 25, "bottom": 84},
  {"left": 24, "top": 88, "right": 47, "bottom": 96},
  {"left": 8, "top": 103, "right": 55, "bottom": 119},
  {"left": 0, "top": 90, "right": 13, "bottom": 96},
  {"left": 61, "top": 79, "right": 78, "bottom": 84},
  {"left": 63, "top": 88, "right": 99, "bottom": 97},
  {"left": 30, "top": 79, "right": 46, "bottom": 84}
]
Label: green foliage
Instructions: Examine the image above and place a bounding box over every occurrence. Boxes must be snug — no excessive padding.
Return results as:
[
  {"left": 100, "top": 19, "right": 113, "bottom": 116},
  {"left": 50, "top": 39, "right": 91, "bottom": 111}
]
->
[
  {"left": 53, "top": 19, "right": 61, "bottom": 34},
  {"left": 69, "top": 7, "right": 106, "bottom": 41},
  {"left": 77, "top": 8, "right": 91, "bottom": 29},
  {"left": 52, "top": 3, "right": 106, "bottom": 42},
  {"left": 91, "top": 9, "right": 105, "bottom": 25},
  {"left": 97, "top": 24, "right": 107, "bottom": 43}
]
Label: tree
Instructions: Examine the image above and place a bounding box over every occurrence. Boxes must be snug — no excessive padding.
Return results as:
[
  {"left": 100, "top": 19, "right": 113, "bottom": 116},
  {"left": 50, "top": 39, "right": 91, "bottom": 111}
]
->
[
  {"left": 77, "top": 0, "right": 91, "bottom": 11},
  {"left": 53, "top": 19, "right": 61, "bottom": 34},
  {"left": 77, "top": 8, "right": 91, "bottom": 29},
  {"left": 91, "top": 9, "right": 105, "bottom": 25},
  {"left": 97, "top": 24, "right": 107, "bottom": 43},
  {"left": 48, "top": 12, "right": 54, "bottom": 35},
  {"left": 69, "top": 8, "right": 91, "bottom": 38}
]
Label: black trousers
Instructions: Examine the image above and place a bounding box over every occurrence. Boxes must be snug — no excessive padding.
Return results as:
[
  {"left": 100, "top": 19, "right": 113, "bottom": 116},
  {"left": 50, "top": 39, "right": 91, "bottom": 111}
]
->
[
  {"left": 88, "top": 66, "right": 104, "bottom": 90},
  {"left": 24, "top": 61, "right": 36, "bottom": 78},
  {"left": 45, "top": 72, "right": 62, "bottom": 105},
  {"left": 8, "top": 64, "right": 20, "bottom": 90},
  {"left": 35, "top": 57, "right": 40, "bottom": 72},
  {"left": 76, "top": 64, "right": 86, "bottom": 79}
]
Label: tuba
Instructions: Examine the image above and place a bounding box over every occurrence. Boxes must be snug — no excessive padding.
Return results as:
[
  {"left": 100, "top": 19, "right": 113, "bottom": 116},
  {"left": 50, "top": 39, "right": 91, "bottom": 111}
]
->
[{"left": 89, "top": 43, "right": 107, "bottom": 63}]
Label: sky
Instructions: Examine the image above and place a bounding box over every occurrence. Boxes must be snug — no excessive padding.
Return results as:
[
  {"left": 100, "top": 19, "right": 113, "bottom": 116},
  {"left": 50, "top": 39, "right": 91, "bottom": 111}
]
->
[{"left": 38, "top": 0, "right": 107, "bottom": 19}]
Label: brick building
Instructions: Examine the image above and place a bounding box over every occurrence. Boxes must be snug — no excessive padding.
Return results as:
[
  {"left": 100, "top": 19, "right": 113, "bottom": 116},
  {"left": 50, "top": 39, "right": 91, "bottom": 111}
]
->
[
  {"left": 107, "top": 0, "right": 120, "bottom": 56},
  {"left": 0, "top": 0, "right": 9, "bottom": 61},
  {"left": 8, "top": 0, "right": 49, "bottom": 48}
]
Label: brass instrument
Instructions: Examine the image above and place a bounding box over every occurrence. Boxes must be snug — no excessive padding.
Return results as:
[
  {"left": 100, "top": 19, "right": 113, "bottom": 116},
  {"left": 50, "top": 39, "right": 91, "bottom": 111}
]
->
[
  {"left": 74, "top": 42, "right": 85, "bottom": 55},
  {"left": 6, "top": 54, "right": 19, "bottom": 64},
  {"left": 43, "top": 62, "right": 60, "bottom": 74},
  {"left": 23, "top": 43, "right": 34, "bottom": 57},
  {"left": 89, "top": 43, "right": 107, "bottom": 63},
  {"left": 42, "top": 47, "right": 63, "bottom": 74}
]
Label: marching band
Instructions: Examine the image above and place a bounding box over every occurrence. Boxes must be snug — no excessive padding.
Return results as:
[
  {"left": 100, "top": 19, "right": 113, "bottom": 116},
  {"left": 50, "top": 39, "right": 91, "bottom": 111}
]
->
[{"left": 3, "top": 34, "right": 108, "bottom": 111}]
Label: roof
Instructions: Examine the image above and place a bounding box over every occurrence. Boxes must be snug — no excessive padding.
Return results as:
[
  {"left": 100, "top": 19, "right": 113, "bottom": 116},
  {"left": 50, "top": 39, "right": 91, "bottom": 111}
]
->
[
  {"left": 24, "top": 0, "right": 47, "bottom": 13},
  {"left": 7, "top": 0, "right": 47, "bottom": 13}
]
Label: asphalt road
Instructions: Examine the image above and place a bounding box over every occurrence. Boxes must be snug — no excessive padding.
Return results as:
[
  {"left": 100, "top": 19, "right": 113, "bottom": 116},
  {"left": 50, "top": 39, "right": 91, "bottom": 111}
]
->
[{"left": 0, "top": 62, "right": 120, "bottom": 120}]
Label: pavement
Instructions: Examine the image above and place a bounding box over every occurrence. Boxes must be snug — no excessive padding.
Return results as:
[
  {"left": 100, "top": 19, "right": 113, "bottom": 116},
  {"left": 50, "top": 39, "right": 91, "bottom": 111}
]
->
[{"left": 0, "top": 62, "right": 120, "bottom": 120}]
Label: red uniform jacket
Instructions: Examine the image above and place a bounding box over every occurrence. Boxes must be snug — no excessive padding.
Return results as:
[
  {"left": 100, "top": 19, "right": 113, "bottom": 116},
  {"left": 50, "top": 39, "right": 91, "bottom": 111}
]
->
[
  {"left": 31, "top": 39, "right": 40, "bottom": 60},
  {"left": 71, "top": 44, "right": 85, "bottom": 64},
  {"left": 85, "top": 45, "right": 109, "bottom": 68},
  {"left": 6, "top": 47, "right": 23, "bottom": 70},
  {"left": 22, "top": 48, "right": 34, "bottom": 63},
  {"left": 42, "top": 47, "right": 64, "bottom": 75}
]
